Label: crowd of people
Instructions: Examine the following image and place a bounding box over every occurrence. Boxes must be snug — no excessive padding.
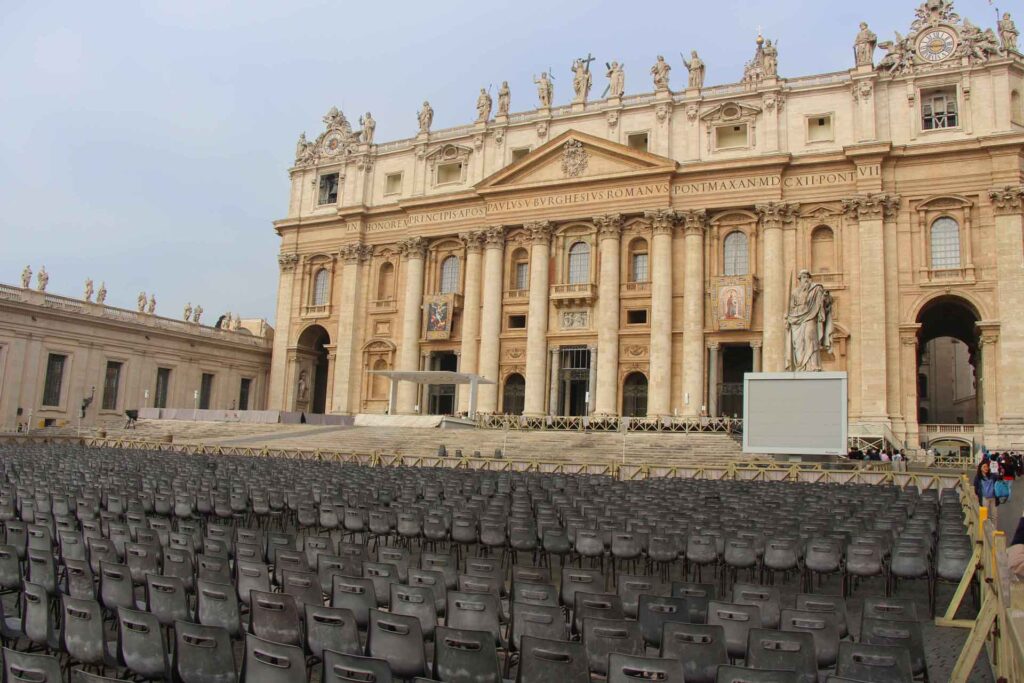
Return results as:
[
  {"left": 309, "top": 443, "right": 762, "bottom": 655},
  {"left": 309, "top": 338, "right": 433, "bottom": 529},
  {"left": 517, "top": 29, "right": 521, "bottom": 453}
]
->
[
  {"left": 973, "top": 450, "right": 1022, "bottom": 527},
  {"left": 845, "top": 446, "right": 910, "bottom": 470}
]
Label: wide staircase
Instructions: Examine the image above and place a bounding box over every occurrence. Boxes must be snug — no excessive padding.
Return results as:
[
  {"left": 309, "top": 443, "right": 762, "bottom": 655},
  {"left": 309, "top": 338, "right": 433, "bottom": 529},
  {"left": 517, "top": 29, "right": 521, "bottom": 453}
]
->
[{"left": 99, "top": 419, "right": 750, "bottom": 466}]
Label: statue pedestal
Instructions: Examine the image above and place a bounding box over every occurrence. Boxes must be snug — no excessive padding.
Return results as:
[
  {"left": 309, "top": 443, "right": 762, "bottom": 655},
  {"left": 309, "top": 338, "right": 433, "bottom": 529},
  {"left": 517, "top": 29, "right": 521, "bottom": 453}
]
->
[
  {"left": 538, "top": 106, "right": 551, "bottom": 116},
  {"left": 494, "top": 114, "right": 508, "bottom": 124},
  {"left": 607, "top": 97, "right": 621, "bottom": 107},
  {"left": 684, "top": 87, "right": 701, "bottom": 98},
  {"left": 474, "top": 120, "right": 487, "bottom": 130},
  {"left": 571, "top": 102, "right": 585, "bottom": 113},
  {"left": 854, "top": 64, "right": 874, "bottom": 75},
  {"left": 655, "top": 89, "right": 673, "bottom": 101},
  {"left": 742, "top": 371, "right": 849, "bottom": 457}
]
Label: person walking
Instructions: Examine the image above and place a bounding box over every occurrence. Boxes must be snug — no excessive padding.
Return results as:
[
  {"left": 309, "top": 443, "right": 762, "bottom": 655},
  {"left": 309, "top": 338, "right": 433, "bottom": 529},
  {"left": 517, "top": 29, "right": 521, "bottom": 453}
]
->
[{"left": 975, "top": 460, "right": 1001, "bottom": 527}]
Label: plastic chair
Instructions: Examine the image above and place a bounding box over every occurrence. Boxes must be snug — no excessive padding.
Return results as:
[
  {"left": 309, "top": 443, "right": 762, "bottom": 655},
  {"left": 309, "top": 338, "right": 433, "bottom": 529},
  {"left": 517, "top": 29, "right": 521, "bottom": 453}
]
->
[
  {"left": 409, "top": 568, "right": 449, "bottom": 617},
  {"left": 835, "top": 641, "right": 914, "bottom": 683},
  {"left": 447, "top": 590, "right": 503, "bottom": 646},
  {"left": 60, "top": 595, "right": 118, "bottom": 670},
  {"left": 173, "top": 621, "right": 238, "bottom": 683},
  {"left": 671, "top": 581, "right": 715, "bottom": 623},
  {"left": 707, "top": 600, "right": 762, "bottom": 661},
  {"left": 794, "top": 593, "right": 848, "bottom": 639},
  {"left": 560, "top": 567, "right": 604, "bottom": 611},
  {"left": 146, "top": 574, "right": 190, "bottom": 628},
  {"left": 235, "top": 560, "right": 271, "bottom": 607},
  {"left": 196, "top": 579, "right": 242, "bottom": 639},
  {"left": 322, "top": 650, "right": 393, "bottom": 683},
  {"left": 117, "top": 607, "right": 170, "bottom": 680},
  {"left": 281, "top": 568, "right": 324, "bottom": 610},
  {"left": 433, "top": 626, "right": 502, "bottom": 683},
  {"left": 241, "top": 633, "right": 308, "bottom": 683},
  {"left": 660, "top": 622, "right": 728, "bottom": 683},
  {"left": 745, "top": 628, "right": 817, "bottom": 683},
  {"left": 636, "top": 594, "right": 691, "bottom": 650},
  {"left": 780, "top": 608, "right": 841, "bottom": 669},
  {"left": 581, "top": 618, "right": 643, "bottom": 678},
  {"left": 714, "top": 665, "right": 800, "bottom": 683},
  {"left": 63, "top": 558, "right": 97, "bottom": 599},
  {"left": 22, "top": 582, "right": 59, "bottom": 651},
  {"left": 733, "top": 584, "right": 781, "bottom": 629},
  {"left": 860, "top": 616, "right": 928, "bottom": 679},
  {"left": 363, "top": 561, "right": 400, "bottom": 608},
  {"left": 366, "top": 609, "right": 428, "bottom": 680},
  {"left": 331, "top": 575, "right": 377, "bottom": 630},
  {"left": 3, "top": 648, "right": 62, "bottom": 683},
  {"left": 391, "top": 583, "right": 439, "bottom": 639},
  {"left": 616, "top": 574, "right": 664, "bottom": 619},
  {"left": 515, "top": 635, "right": 588, "bottom": 683},
  {"left": 249, "top": 589, "right": 302, "bottom": 647},
  {"left": 607, "top": 653, "right": 686, "bottom": 683},
  {"left": 304, "top": 605, "right": 361, "bottom": 661}
]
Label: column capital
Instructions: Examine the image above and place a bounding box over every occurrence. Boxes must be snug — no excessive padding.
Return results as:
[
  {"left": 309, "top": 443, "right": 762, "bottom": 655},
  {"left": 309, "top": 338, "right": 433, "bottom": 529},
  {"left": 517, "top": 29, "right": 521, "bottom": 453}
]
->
[
  {"left": 277, "top": 253, "right": 300, "bottom": 272},
  {"left": 976, "top": 320, "right": 1000, "bottom": 345},
  {"left": 707, "top": 343, "right": 720, "bottom": 351},
  {"left": 525, "top": 221, "right": 553, "bottom": 245},
  {"left": 339, "top": 243, "right": 373, "bottom": 263},
  {"left": 483, "top": 225, "right": 506, "bottom": 249},
  {"left": 644, "top": 209, "right": 680, "bottom": 235},
  {"left": 680, "top": 209, "right": 709, "bottom": 236},
  {"left": 841, "top": 193, "right": 901, "bottom": 221},
  {"left": 755, "top": 202, "right": 799, "bottom": 230},
  {"left": 398, "top": 236, "right": 428, "bottom": 260},
  {"left": 458, "top": 230, "right": 485, "bottom": 253},
  {"left": 989, "top": 185, "right": 1024, "bottom": 216},
  {"left": 749, "top": 340, "right": 762, "bottom": 349},
  {"left": 594, "top": 213, "right": 624, "bottom": 240}
]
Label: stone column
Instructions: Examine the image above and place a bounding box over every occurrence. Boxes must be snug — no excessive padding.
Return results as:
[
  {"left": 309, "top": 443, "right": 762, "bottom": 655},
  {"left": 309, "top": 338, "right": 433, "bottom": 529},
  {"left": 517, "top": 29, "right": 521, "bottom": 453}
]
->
[
  {"left": 587, "top": 347, "right": 598, "bottom": 415},
  {"left": 978, "top": 325, "right": 1000, "bottom": 432},
  {"left": 842, "top": 194, "right": 899, "bottom": 420},
  {"left": 755, "top": 203, "right": 798, "bottom": 372},
  {"left": 645, "top": 209, "right": 678, "bottom": 417},
  {"left": 523, "top": 222, "right": 552, "bottom": 416},
  {"left": 476, "top": 227, "right": 506, "bottom": 413},
  {"left": 268, "top": 253, "right": 299, "bottom": 410},
  {"left": 751, "top": 341, "right": 762, "bottom": 373},
  {"left": 707, "top": 344, "right": 719, "bottom": 417},
  {"left": 898, "top": 324, "right": 921, "bottom": 447},
  {"left": 680, "top": 210, "right": 708, "bottom": 416},
  {"left": 989, "top": 187, "right": 1024, "bottom": 430},
  {"left": 457, "top": 231, "right": 485, "bottom": 414},
  {"left": 395, "top": 237, "right": 427, "bottom": 414},
  {"left": 594, "top": 214, "right": 624, "bottom": 415},
  {"left": 548, "top": 348, "right": 560, "bottom": 415},
  {"left": 332, "top": 243, "right": 372, "bottom": 414}
]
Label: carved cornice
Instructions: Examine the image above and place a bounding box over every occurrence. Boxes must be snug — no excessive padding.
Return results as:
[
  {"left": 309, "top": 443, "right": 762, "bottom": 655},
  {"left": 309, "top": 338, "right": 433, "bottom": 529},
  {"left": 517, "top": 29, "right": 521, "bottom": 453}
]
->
[
  {"left": 680, "top": 209, "right": 709, "bottom": 236},
  {"left": 645, "top": 209, "right": 680, "bottom": 235},
  {"left": 524, "top": 221, "right": 553, "bottom": 245},
  {"left": 483, "top": 225, "right": 506, "bottom": 249},
  {"left": 594, "top": 213, "right": 625, "bottom": 240},
  {"left": 458, "top": 230, "right": 485, "bottom": 253},
  {"left": 278, "top": 253, "right": 299, "bottom": 272},
  {"left": 755, "top": 202, "right": 799, "bottom": 230},
  {"left": 989, "top": 186, "right": 1024, "bottom": 216},
  {"left": 841, "top": 193, "right": 901, "bottom": 221},
  {"left": 397, "top": 236, "right": 428, "bottom": 260}
]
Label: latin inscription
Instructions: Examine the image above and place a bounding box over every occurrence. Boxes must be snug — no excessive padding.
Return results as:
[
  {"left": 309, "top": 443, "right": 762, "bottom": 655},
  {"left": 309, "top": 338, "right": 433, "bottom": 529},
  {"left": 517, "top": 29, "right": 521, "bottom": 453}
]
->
[{"left": 487, "top": 183, "right": 669, "bottom": 214}]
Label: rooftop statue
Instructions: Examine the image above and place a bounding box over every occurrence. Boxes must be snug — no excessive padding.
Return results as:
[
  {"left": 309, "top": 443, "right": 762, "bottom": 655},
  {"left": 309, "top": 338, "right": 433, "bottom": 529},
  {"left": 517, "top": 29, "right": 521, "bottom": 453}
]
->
[
  {"left": 533, "top": 72, "right": 553, "bottom": 108},
  {"left": 418, "top": 101, "right": 433, "bottom": 133},
  {"left": 854, "top": 22, "right": 878, "bottom": 66},
  {"left": 497, "top": 81, "right": 511, "bottom": 116},
  {"left": 682, "top": 50, "right": 705, "bottom": 89},
  {"left": 475, "top": 88, "right": 492, "bottom": 122},
  {"left": 650, "top": 55, "right": 671, "bottom": 93}
]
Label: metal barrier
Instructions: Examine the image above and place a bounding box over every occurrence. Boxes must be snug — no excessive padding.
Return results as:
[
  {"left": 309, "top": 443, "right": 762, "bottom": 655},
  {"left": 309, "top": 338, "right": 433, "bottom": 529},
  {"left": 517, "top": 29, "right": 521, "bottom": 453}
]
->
[{"left": 475, "top": 414, "right": 743, "bottom": 433}]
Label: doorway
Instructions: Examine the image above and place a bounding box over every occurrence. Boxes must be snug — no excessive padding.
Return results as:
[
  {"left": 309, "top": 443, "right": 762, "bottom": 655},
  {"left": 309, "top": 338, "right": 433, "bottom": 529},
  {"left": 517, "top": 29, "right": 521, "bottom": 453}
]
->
[
  {"left": 427, "top": 351, "right": 458, "bottom": 415},
  {"left": 622, "top": 372, "right": 648, "bottom": 417},
  {"left": 558, "top": 346, "right": 591, "bottom": 416},
  {"left": 297, "top": 325, "right": 331, "bottom": 414},
  {"left": 720, "top": 345, "right": 753, "bottom": 419},
  {"left": 502, "top": 374, "right": 525, "bottom": 415},
  {"left": 916, "top": 296, "right": 980, "bottom": 425}
]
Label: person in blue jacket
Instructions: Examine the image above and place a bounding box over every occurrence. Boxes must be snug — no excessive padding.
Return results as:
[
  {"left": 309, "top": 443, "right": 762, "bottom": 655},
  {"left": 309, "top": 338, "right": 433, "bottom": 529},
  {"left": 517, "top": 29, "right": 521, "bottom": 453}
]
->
[{"left": 975, "top": 459, "right": 1001, "bottom": 526}]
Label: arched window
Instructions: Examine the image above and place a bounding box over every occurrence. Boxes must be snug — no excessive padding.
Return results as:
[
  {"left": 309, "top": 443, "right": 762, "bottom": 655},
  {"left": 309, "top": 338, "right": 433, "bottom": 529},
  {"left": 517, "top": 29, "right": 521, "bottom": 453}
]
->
[
  {"left": 439, "top": 256, "right": 460, "bottom": 294},
  {"left": 930, "top": 217, "right": 961, "bottom": 270},
  {"left": 311, "top": 269, "right": 329, "bottom": 306},
  {"left": 628, "top": 238, "right": 649, "bottom": 283},
  {"left": 371, "top": 359, "right": 389, "bottom": 399},
  {"left": 377, "top": 262, "right": 395, "bottom": 300},
  {"left": 810, "top": 226, "right": 835, "bottom": 274},
  {"left": 567, "top": 241, "right": 590, "bottom": 284},
  {"left": 723, "top": 231, "right": 749, "bottom": 276},
  {"left": 510, "top": 248, "right": 529, "bottom": 290}
]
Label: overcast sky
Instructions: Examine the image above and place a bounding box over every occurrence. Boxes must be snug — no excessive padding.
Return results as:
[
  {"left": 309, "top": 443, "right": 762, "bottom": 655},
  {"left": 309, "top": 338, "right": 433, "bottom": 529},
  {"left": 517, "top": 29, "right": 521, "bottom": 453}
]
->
[{"left": 0, "top": 0, "right": 1007, "bottom": 323}]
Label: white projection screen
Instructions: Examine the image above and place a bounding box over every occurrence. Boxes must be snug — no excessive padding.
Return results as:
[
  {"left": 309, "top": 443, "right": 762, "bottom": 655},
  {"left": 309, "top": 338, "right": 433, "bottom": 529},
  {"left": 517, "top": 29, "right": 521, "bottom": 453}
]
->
[{"left": 743, "top": 372, "right": 848, "bottom": 455}]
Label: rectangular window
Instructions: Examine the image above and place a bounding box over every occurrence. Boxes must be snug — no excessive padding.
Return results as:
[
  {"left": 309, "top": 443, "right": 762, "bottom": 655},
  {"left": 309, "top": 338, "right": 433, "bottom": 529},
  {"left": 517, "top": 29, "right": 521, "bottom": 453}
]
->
[
  {"left": 921, "top": 88, "right": 958, "bottom": 130},
  {"left": 508, "top": 314, "right": 527, "bottom": 329},
  {"left": 155, "top": 368, "right": 171, "bottom": 409},
  {"left": 511, "top": 147, "right": 530, "bottom": 162},
  {"left": 626, "top": 309, "right": 648, "bottom": 325},
  {"left": 42, "top": 353, "right": 66, "bottom": 407},
  {"left": 200, "top": 373, "right": 214, "bottom": 410},
  {"left": 626, "top": 132, "right": 649, "bottom": 152},
  {"left": 436, "top": 161, "right": 463, "bottom": 185},
  {"left": 318, "top": 173, "right": 339, "bottom": 205},
  {"left": 631, "top": 253, "right": 649, "bottom": 283},
  {"left": 807, "top": 114, "right": 833, "bottom": 142},
  {"left": 239, "top": 378, "right": 252, "bottom": 411},
  {"left": 101, "top": 361, "right": 122, "bottom": 411},
  {"left": 514, "top": 262, "right": 529, "bottom": 290},
  {"left": 715, "top": 124, "right": 748, "bottom": 149},
  {"left": 384, "top": 172, "right": 403, "bottom": 195}
]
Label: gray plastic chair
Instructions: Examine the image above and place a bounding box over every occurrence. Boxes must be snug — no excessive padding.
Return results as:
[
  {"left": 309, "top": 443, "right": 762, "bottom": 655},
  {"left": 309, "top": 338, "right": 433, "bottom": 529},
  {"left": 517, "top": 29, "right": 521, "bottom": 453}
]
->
[
  {"left": 660, "top": 622, "right": 728, "bottom": 683},
  {"left": 607, "top": 653, "right": 686, "bottom": 683},
  {"left": 745, "top": 628, "right": 817, "bottom": 683},
  {"left": 433, "top": 626, "right": 502, "bottom": 683}
]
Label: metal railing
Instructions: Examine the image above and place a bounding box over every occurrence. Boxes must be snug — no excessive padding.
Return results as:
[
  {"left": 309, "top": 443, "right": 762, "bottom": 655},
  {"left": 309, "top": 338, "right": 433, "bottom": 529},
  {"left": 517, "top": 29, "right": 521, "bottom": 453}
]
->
[
  {"left": 922, "top": 423, "right": 978, "bottom": 434},
  {"left": 475, "top": 414, "right": 742, "bottom": 434}
]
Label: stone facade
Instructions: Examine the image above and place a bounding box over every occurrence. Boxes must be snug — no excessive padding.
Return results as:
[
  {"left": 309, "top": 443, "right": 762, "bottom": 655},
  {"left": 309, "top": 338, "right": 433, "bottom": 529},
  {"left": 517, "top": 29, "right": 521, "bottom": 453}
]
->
[
  {"left": 270, "top": 1, "right": 1024, "bottom": 449},
  {"left": 0, "top": 284, "right": 272, "bottom": 430}
]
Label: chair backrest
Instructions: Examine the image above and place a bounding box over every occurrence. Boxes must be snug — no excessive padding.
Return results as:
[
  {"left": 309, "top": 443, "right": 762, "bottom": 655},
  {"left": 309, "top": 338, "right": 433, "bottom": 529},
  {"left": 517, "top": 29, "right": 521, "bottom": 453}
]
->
[
  {"left": 367, "top": 609, "right": 427, "bottom": 680},
  {"left": 780, "top": 608, "right": 842, "bottom": 669},
  {"left": 235, "top": 560, "right": 270, "bottom": 606},
  {"left": 363, "top": 561, "right": 399, "bottom": 608},
  {"left": 861, "top": 596, "right": 919, "bottom": 622},
  {"left": 794, "top": 593, "right": 848, "bottom": 638},
  {"left": 3, "top": 648, "right": 62, "bottom": 683},
  {"left": 660, "top": 622, "right": 728, "bottom": 683},
  {"left": 146, "top": 574, "right": 190, "bottom": 627},
  {"left": 714, "top": 665, "right": 800, "bottom": 683},
  {"left": 173, "top": 621, "right": 238, "bottom": 683},
  {"left": 581, "top": 617, "right": 643, "bottom": 677},
  {"left": 707, "top": 600, "right": 762, "bottom": 660},
  {"left": 304, "top": 605, "right": 361, "bottom": 661},
  {"left": 331, "top": 575, "right": 377, "bottom": 630},
  {"left": 512, "top": 581, "right": 559, "bottom": 607},
  {"left": 60, "top": 595, "right": 106, "bottom": 667},
  {"left": 859, "top": 617, "right": 926, "bottom": 676},
  {"left": 732, "top": 583, "right": 781, "bottom": 629},
  {"left": 408, "top": 568, "right": 448, "bottom": 615},
  {"left": 510, "top": 602, "right": 567, "bottom": 652},
  {"left": 390, "top": 583, "right": 439, "bottom": 639},
  {"left": 63, "top": 558, "right": 96, "bottom": 599},
  {"left": 281, "top": 568, "right": 324, "bottom": 610},
  {"left": 616, "top": 574, "right": 665, "bottom": 619},
  {"left": 670, "top": 581, "right": 715, "bottom": 623},
  {"left": 21, "top": 582, "right": 54, "bottom": 649},
  {"left": 572, "top": 591, "right": 624, "bottom": 635},
  {"left": 249, "top": 589, "right": 302, "bottom": 647},
  {"left": 560, "top": 567, "right": 604, "bottom": 608},
  {"left": 516, "top": 636, "right": 589, "bottom": 683},
  {"left": 636, "top": 594, "right": 692, "bottom": 649},
  {"left": 835, "top": 641, "right": 914, "bottom": 683},
  {"left": 607, "top": 653, "right": 686, "bottom": 683},
  {"left": 433, "top": 626, "right": 502, "bottom": 683},
  {"left": 744, "top": 628, "right": 817, "bottom": 683},
  {"left": 321, "top": 651, "right": 394, "bottom": 683},
  {"left": 242, "top": 633, "right": 308, "bottom": 683},
  {"left": 118, "top": 607, "right": 169, "bottom": 680},
  {"left": 447, "top": 590, "right": 502, "bottom": 644},
  {"left": 196, "top": 579, "right": 242, "bottom": 639}
]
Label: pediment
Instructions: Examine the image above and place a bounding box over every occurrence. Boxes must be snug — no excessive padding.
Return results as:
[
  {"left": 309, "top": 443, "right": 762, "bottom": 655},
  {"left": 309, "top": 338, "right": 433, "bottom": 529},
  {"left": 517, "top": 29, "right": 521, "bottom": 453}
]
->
[
  {"left": 700, "top": 101, "right": 761, "bottom": 123},
  {"left": 476, "top": 130, "right": 676, "bottom": 193}
]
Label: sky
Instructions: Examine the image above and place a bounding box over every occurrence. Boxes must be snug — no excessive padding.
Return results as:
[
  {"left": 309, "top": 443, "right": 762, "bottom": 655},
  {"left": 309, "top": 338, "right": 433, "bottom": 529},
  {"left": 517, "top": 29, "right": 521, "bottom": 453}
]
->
[{"left": 0, "top": 0, "right": 1009, "bottom": 324}]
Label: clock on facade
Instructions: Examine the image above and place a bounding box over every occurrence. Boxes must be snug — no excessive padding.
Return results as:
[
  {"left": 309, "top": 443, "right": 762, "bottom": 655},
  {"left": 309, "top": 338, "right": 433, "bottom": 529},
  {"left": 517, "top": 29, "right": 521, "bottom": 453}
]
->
[
  {"left": 918, "top": 28, "right": 957, "bottom": 62},
  {"left": 322, "top": 132, "right": 345, "bottom": 156}
]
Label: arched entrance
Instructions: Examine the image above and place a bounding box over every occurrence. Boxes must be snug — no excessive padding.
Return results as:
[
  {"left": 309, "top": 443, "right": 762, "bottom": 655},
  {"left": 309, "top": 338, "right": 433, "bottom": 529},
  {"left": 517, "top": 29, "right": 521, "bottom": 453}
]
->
[
  {"left": 297, "top": 325, "right": 330, "bottom": 414},
  {"left": 502, "top": 374, "right": 525, "bottom": 415},
  {"left": 622, "top": 372, "right": 648, "bottom": 418},
  {"left": 916, "top": 296, "right": 980, "bottom": 427}
]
